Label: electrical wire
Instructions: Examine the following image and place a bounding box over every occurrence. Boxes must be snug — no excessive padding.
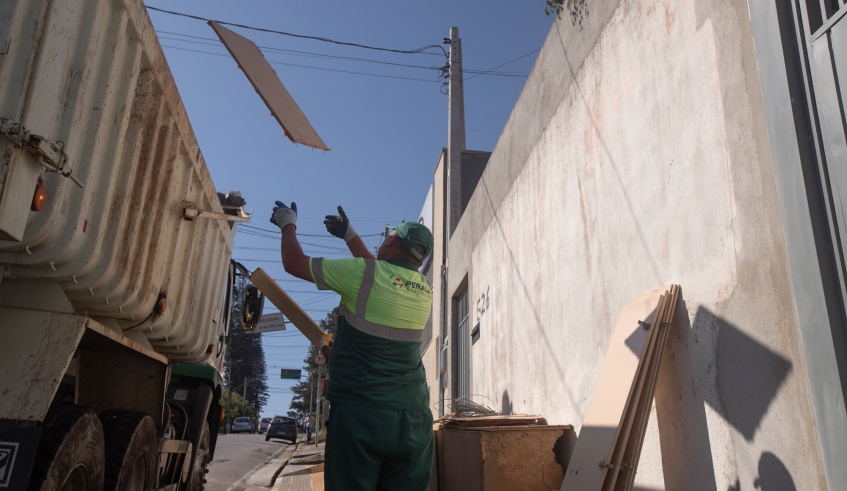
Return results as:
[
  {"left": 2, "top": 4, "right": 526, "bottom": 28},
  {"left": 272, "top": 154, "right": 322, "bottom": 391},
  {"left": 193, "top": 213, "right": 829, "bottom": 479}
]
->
[
  {"left": 122, "top": 312, "right": 153, "bottom": 331},
  {"left": 156, "top": 31, "right": 528, "bottom": 77},
  {"left": 240, "top": 223, "right": 383, "bottom": 238},
  {"left": 464, "top": 49, "right": 540, "bottom": 81},
  {"left": 146, "top": 6, "right": 447, "bottom": 58},
  {"left": 161, "top": 44, "right": 443, "bottom": 83}
]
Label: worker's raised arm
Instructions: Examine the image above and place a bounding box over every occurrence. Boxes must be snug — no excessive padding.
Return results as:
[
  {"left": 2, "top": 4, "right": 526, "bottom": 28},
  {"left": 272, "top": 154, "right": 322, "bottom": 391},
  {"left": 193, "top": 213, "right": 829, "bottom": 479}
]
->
[
  {"left": 271, "top": 201, "right": 313, "bottom": 282},
  {"left": 324, "top": 206, "right": 375, "bottom": 260},
  {"left": 345, "top": 234, "right": 375, "bottom": 260}
]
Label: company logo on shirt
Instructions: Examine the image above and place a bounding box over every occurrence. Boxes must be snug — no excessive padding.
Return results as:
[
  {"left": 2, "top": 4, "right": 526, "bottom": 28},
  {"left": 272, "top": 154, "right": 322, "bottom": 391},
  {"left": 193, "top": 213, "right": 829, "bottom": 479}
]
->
[
  {"left": 404, "top": 280, "right": 432, "bottom": 295},
  {"left": 392, "top": 276, "right": 403, "bottom": 288}
]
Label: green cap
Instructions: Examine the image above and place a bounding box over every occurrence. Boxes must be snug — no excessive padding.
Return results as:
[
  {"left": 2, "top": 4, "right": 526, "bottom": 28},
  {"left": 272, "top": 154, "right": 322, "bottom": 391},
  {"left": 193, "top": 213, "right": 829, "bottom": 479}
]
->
[{"left": 395, "top": 221, "right": 434, "bottom": 260}]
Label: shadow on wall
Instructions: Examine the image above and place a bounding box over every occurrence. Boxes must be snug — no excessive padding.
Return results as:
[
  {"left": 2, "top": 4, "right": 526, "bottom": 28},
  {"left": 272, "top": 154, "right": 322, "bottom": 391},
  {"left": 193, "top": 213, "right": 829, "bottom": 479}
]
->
[
  {"left": 501, "top": 390, "right": 513, "bottom": 415},
  {"left": 654, "top": 302, "right": 794, "bottom": 490},
  {"left": 754, "top": 452, "right": 797, "bottom": 491}
]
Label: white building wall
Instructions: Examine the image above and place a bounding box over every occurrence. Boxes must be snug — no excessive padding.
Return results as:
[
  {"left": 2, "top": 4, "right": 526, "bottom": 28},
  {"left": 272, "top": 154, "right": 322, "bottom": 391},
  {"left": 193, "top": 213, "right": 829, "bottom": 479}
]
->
[{"left": 445, "top": 0, "right": 829, "bottom": 488}]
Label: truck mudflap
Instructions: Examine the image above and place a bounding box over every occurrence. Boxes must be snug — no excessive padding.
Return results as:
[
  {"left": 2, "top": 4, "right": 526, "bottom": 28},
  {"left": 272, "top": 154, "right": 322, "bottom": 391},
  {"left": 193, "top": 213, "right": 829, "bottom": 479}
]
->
[{"left": 0, "top": 422, "right": 41, "bottom": 490}]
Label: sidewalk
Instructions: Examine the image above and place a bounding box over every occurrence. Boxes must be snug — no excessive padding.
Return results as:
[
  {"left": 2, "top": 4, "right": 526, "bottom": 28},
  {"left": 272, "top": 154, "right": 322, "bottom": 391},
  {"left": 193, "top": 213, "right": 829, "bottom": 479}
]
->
[{"left": 271, "top": 439, "right": 326, "bottom": 491}]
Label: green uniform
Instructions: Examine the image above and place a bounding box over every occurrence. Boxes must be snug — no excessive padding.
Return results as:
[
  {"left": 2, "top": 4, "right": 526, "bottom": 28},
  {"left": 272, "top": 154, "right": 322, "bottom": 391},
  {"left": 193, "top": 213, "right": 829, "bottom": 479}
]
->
[{"left": 310, "top": 256, "right": 434, "bottom": 491}]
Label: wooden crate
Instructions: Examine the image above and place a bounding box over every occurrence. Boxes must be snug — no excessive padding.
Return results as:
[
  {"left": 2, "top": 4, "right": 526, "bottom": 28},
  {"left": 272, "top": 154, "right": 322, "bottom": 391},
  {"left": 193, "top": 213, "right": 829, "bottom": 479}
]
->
[{"left": 434, "top": 425, "right": 575, "bottom": 491}]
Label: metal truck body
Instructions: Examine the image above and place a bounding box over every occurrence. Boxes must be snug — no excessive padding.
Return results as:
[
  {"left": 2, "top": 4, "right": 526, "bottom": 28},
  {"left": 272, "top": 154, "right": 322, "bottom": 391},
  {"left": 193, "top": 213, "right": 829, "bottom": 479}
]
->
[{"left": 0, "top": 0, "right": 244, "bottom": 489}]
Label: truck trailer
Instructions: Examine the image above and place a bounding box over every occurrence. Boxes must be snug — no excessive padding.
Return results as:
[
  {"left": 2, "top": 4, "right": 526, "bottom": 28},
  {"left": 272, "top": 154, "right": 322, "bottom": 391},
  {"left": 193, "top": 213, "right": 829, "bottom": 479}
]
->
[{"left": 0, "top": 0, "right": 248, "bottom": 489}]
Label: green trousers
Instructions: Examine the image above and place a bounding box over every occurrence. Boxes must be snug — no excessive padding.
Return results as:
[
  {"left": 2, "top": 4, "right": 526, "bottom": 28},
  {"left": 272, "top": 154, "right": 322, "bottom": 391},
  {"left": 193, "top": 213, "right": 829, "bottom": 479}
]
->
[{"left": 324, "top": 404, "right": 434, "bottom": 491}]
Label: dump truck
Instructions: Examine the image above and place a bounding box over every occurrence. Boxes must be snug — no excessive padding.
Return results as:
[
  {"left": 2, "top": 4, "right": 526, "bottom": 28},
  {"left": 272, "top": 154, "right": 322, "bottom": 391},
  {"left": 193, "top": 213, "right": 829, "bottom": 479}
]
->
[{"left": 0, "top": 1, "right": 249, "bottom": 489}]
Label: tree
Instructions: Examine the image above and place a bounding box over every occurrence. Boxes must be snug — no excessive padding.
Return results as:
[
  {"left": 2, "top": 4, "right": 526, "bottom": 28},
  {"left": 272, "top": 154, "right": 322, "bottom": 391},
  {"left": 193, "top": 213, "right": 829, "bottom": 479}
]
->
[
  {"left": 223, "top": 276, "right": 269, "bottom": 419},
  {"left": 288, "top": 306, "right": 339, "bottom": 420},
  {"left": 220, "top": 391, "right": 254, "bottom": 423},
  {"left": 544, "top": 0, "right": 589, "bottom": 28}
]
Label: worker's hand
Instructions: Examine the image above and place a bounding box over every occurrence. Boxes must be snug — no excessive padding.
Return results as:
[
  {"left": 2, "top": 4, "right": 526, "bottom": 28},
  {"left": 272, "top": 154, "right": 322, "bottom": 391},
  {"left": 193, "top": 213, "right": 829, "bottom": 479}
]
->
[
  {"left": 270, "top": 201, "right": 297, "bottom": 231},
  {"left": 324, "top": 206, "right": 358, "bottom": 243}
]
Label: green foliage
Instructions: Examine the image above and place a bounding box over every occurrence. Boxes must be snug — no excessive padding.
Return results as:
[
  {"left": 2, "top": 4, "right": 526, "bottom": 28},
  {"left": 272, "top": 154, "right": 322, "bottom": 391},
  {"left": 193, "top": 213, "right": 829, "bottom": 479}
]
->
[
  {"left": 544, "top": 0, "right": 589, "bottom": 28},
  {"left": 287, "top": 306, "right": 340, "bottom": 420},
  {"left": 223, "top": 276, "right": 269, "bottom": 417},
  {"left": 220, "top": 391, "right": 254, "bottom": 421}
]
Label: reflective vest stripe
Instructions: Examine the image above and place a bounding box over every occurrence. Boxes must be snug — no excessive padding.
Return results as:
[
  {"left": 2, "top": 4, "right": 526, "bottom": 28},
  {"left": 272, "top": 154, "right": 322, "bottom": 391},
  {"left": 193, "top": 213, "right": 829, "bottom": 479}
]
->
[
  {"left": 312, "top": 257, "right": 331, "bottom": 290},
  {"left": 339, "top": 304, "right": 425, "bottom": 342},
  {"left": 355, "top": 259, "right": 377, "bottom": 317}
]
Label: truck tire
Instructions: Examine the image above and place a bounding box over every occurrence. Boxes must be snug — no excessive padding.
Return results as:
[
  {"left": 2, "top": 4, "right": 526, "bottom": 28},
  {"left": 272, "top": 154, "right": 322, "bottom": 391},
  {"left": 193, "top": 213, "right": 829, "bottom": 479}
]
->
[
  {"left": 184, "top": 421, "right": 210, "bottom": 491},
  {"left": 100, "top": 410, "right": 157, "bottom": 491},
  {"left": 28, "top": 404, "right": 105, "bottom": 491}
]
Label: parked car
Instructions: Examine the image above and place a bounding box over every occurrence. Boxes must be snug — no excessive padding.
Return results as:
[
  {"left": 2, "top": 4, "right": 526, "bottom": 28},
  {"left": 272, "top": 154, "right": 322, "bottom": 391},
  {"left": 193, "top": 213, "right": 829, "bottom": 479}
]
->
[
  {"left": 266, "top": 416, "right": 298, "bottom": 444},
  {"left": 259, "top": 417, "right": 272, "bottom": 434},
  {"left": 231, "top": 417, "right": 255, "bottom": 434}
]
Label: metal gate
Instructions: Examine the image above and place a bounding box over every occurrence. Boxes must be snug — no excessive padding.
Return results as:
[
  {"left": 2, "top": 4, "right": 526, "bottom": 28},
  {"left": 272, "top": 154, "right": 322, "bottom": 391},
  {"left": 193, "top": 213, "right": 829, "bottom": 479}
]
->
[{"left": 797, "top": 0, "right": 847, "bottom": 328}]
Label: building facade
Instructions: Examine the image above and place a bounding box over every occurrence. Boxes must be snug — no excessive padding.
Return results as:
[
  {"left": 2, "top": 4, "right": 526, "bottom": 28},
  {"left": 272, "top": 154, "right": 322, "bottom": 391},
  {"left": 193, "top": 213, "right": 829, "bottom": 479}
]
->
[{"left": 427, "top": 0, "right": 847, "bottom": 489}]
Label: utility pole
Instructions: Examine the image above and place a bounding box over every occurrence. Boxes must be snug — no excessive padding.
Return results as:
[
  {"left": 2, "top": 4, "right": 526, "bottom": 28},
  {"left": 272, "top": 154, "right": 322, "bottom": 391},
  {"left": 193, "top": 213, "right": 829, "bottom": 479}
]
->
[
  {"left": 440, "top": 26, "right": 465, "bottom": 417},
  {"left": 447, "top": 26, "right": 466, "bottom": 237},
  {"left": 314, "top": 366, "right": 321, "bottom": 447},
  {"left": 226, "top": 363, "right": 232, "bottom": 434},
  {"left": 308, "top": 376, "right": 313, "bottom": 419},
  {"left": 243, "top": 376, "right": 249, "bottom": 419}
]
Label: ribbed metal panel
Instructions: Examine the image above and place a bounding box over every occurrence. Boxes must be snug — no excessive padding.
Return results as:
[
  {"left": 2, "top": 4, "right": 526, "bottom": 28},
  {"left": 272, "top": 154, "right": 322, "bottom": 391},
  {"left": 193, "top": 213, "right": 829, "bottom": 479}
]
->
[{"left": 0, "top": 0, "right": 237, "bottom": 364}]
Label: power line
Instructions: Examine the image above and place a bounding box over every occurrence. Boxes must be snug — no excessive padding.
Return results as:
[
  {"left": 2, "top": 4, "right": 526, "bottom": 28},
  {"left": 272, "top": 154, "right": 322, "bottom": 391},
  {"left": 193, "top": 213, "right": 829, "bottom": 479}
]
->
[
  {"left": 161, "top": 44, "right": 443, "bottom": 83},
  {"left": 240, "top": 224, "right": 383, "bottom": 238},
  {"left": 464, "top": 49, "right": 540, "bottom": 81},
  {"left": 146, "top": 5, "right": 447, "bottom": 58},
  {"left": 156, "top": 31, "right": 528, "bottom": 77}
]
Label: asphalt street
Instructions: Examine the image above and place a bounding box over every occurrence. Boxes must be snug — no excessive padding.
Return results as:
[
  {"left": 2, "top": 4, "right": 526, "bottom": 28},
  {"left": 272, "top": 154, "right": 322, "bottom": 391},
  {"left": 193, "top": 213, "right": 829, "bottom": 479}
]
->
[{"left": 206, "top": 433, "right": 292, "bottom": 491}]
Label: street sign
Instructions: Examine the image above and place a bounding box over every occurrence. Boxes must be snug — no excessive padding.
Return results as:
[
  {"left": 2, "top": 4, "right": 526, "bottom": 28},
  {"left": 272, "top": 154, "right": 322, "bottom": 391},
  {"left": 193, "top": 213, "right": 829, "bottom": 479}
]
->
[
  {"left": 280, "top": 369, "right": 301, "bottom": 380},
  {"left": 313, "top": 353, "right": 326, "bottom": 366},
  {"left": 251, "top": 312, "right": 286, "bottom": 334}
]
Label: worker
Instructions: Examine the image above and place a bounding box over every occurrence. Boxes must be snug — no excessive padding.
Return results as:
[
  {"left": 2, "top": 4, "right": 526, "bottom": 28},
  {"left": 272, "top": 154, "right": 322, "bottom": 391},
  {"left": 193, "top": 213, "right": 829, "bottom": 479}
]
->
[{"left": 270, "top": 201, "right": 434, "bottom": 491}]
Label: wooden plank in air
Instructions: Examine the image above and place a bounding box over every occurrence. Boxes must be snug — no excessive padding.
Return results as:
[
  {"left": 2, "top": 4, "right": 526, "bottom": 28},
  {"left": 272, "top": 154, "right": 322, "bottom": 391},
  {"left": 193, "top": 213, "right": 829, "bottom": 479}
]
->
[
  {"left": 249, "top": 268, "right": 329, "bottom": 349},
  {"left": 560, "top": 285, "right": 671, "bottom": 491},
  {"left": 209, "top": 21, "right": 329, "bottom": 151}
]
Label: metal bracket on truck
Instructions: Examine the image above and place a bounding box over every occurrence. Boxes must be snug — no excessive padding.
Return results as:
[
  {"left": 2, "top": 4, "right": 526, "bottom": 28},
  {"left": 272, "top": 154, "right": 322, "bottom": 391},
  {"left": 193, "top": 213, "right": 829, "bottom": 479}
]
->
[
  {"left": 0, "top": 117, "right": 83, "bottom": 188},
  {"left": 182, "top": 200, "right": 251, "bottom": 222}
]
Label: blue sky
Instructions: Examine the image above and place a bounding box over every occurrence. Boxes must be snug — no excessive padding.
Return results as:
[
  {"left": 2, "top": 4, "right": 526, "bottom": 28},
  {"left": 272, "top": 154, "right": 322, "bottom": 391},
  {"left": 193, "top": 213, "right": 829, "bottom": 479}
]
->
[{"left": 146, "top": 1, "right": 553, "bottom": 417}]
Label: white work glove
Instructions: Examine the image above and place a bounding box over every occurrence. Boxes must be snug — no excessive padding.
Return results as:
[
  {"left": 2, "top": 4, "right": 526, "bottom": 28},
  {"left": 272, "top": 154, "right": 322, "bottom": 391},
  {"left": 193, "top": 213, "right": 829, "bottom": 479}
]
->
[
  {"left": 270, "top": 201, "right": 297, "bottom": 231},
  {"left": 323, "top": 206, "right": 358, "bottom": 243}
]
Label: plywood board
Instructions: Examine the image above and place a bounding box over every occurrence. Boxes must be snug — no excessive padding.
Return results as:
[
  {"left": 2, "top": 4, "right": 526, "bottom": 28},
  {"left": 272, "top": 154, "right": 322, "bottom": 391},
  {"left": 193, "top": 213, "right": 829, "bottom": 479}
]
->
[
  {"left": 250, "top": 268, "right": 330, "bottom": 349},
  {"left": 560, "top": 285, "right": 671, "bottom": 491},
  {"left": 615, "top": 286, "right": 680, "bottom": 491},
  {"left": 601, "top": 294, "right": 668, "bottom": 490},
  {"left": 209, "top": 21, "right": 329, "bottom": 151}
]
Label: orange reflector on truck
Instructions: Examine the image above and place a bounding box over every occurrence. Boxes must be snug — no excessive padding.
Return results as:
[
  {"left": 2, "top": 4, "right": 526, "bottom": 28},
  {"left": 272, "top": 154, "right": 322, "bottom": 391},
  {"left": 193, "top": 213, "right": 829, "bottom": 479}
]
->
[{"left": 31, "top": 178, "right": 47, "bottom": 211}]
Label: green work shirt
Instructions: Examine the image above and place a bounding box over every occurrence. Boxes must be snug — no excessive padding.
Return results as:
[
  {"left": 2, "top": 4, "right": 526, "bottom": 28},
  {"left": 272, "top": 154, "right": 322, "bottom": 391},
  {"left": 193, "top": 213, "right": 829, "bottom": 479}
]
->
[{"left": 310, "top": 257, "right": 433, "bottom": 409}]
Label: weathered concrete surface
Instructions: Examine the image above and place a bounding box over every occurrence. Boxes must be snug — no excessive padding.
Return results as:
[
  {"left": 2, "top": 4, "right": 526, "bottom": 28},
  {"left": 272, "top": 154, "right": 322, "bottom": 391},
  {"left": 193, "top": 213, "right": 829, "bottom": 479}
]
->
[
  {"left": 444, "top": 0, "right": 828, "bottom": 489},
  {"left": 427, "top": 149, "right": 447, "bottom": 419}
]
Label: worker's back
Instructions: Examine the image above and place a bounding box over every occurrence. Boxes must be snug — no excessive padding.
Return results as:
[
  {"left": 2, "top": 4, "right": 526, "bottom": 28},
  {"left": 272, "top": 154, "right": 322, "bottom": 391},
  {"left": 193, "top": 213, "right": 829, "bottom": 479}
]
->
[{"left": 310, "top": 256, "right": 432, "bottom": 408}]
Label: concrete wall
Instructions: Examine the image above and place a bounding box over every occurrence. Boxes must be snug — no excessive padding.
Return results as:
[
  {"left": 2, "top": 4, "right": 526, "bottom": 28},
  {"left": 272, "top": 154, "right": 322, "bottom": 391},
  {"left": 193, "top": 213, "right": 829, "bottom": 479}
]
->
[
  {"left": 443, "top": 0, "right": 829, "bottom": 488},
  {"left": 424, "top": 149, "right": 447, "bottom": 419}
]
